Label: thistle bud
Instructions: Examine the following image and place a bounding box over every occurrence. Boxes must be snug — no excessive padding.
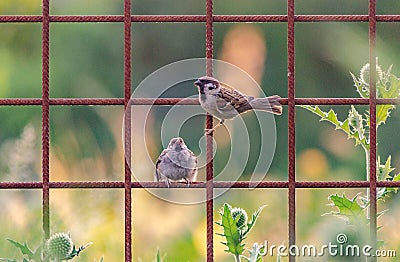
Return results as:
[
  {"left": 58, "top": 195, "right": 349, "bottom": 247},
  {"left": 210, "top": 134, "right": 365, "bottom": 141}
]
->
[
  {"left": 231, "top": 207, "right": 248, "bottom": 229},
  {"left": 359, "top": 59, "right": 383, "bottom": 87},
  {"left": 45, "top": 232, "right": 73, "bottom": 260}
]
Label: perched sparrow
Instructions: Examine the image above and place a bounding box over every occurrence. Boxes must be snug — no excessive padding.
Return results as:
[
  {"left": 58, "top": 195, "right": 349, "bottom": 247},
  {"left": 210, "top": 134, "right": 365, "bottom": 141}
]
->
[
  {"left": 155, "top": 137, "right": 197, "bottom": 187},
  {"left": 194, "top": 76, "right": 283, "bottom": 133}
]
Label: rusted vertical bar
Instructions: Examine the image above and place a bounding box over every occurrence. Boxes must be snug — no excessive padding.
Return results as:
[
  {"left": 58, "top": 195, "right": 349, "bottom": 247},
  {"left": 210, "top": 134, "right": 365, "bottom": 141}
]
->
[
  {"left": 41, "top": 0, "right": 50, "bottom": 241},
  {"left": 205, "top": 0, "right": 214, "bottom": 261},
  {"left": 124, "top": 0, "right": 132, "bottom": 261},
  {"left": 368, "top": 0, "right": 377, "bottom": 260},
  {"left": 287, "top": 0, "right": 296, "bottom": 261}
]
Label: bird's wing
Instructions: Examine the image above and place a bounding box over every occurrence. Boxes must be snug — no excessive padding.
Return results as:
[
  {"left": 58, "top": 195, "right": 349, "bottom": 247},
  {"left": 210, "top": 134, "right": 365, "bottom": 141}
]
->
[
  {"left": 155, "top": 150, "right": 167, "bottom": 181},
  {"left": 191, "top": 150, "right": 197, "bottom": 168},
  {"left": 217, "top": 86, "right": 252, "bottom": 113},
  {"left": 188, "top": 148, "right": 196, "bottom": 158}
]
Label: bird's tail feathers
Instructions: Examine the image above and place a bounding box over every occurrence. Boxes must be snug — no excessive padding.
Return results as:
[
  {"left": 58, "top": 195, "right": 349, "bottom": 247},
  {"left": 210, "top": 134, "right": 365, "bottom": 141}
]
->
[{"left": 249, "top": 95, "right": 283, "bottom": 115}]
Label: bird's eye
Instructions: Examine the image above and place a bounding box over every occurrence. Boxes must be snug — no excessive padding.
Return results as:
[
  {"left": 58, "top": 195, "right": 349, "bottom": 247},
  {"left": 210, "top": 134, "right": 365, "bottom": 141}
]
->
[{"left": 205, "top": 83, "right": 216, "bottom": 90}]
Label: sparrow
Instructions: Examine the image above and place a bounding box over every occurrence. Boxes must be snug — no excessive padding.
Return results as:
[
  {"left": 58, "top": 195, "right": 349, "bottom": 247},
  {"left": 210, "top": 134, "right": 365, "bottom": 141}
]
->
[
  {"left": 194, "top": 76, "right": 283, "bottom": 134},
  {"left": 155, "top": 137, "right": 197, "bottom": 187}
]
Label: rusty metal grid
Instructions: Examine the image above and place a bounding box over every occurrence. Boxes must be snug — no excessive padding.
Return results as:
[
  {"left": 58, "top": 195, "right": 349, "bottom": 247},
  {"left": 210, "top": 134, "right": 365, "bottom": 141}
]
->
[{"left": 1, "top": 0, "right": 400, "bottom": 261}]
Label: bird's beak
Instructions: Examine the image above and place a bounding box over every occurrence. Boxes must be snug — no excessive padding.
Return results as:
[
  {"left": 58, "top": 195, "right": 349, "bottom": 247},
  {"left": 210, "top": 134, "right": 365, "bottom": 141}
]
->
[
  {"left": 174, "top": 139, "right": 183, "bottom": 150},
  {"left": 194, "top": 80, "right": 201, "bottom": 87}
]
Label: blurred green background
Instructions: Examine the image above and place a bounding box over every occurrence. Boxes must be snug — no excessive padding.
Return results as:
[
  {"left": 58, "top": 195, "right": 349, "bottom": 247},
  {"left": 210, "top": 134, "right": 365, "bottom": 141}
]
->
[{"left": 1, "top": 0, "right": 400, "bottom": 261}]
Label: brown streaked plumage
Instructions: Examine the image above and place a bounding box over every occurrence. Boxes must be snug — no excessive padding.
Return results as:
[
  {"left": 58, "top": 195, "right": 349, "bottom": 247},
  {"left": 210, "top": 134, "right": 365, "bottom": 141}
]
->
[{"left": 194, "top": 76, "right": 282, "bottom": 134}]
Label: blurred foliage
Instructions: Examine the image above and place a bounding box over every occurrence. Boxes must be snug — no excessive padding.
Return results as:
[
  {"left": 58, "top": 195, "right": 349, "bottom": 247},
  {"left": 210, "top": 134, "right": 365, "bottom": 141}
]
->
[{"left": 1, "top": 1, "right": 400, "bottom": 261}]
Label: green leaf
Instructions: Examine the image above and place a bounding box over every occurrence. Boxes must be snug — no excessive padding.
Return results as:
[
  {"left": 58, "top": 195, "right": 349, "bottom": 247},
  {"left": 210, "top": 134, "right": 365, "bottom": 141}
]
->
[
  {"left": 0, "top": 259, "right": 18, "bottom": 262},
  {"left": 242, "top": 205, "right": 266, "bottom": 238},
  {"left": 327, "top": 109, "right": 340, "bottom": 125},
  {"left": 301, "top": 105, "right": 368, "bottom": 149},
  {"left": 218, "top": 203, "right": 244, "bottom": 256},
  {"left": 5, "top": 239, "right": 35, "bottom": 260},
  {"left": 376, "top": 155, "right": 399, "bottom": 200},
  {"left": 378, "top": 73, "right": 400, "bottom": 99},
  {"left": 65, "top": 242, "right": 92, "bottom": 260},
  {"left": 351, "top": 72, "right": 369, "bottom": 98},
  {"left": 341, "top": 119, "right": 350, "bottom": 133},
  {"left": 155, "top": 249, "right": 162, "bottom": 262},
  {"left": 386, "top": 173, "right": 400, "bottom": 194},
  {"left": 301, "top": 106, "right": 346, "bottom": 132},
  {"left": 376, "top": 74, "right": 400, "bottom": 126},
  {"left": 156, "top": 249, "right": 161, "bottom": 262},
  {"left": 377, "top": 155, "right": 395, "bottom": 181},
  {"left": 348, "top": 106, "right": 365, "bottom": 140},
  {"left": 324, "top": 194, "right": 368, "bottom": 227},
  {"left": 376, "top": 105, "right": 395, "bottom": 127}
]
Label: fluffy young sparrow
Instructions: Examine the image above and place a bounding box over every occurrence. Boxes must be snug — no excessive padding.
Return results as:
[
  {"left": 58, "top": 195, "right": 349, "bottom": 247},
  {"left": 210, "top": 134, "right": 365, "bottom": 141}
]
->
[
  {"left": 194, "top": 76, "right": 283, "bottom": 133},
  {"left": 155, "top": 137, "right": 197, "bottom": 187}
]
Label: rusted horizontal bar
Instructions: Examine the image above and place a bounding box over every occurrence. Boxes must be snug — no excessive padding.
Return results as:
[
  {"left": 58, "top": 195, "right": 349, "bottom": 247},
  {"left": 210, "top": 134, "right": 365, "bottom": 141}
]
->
[
  {"left": 2, "top": 15, "right": 400, "bottom": 23},
  {"left": 290, "top": 98, "right": 400, "bottom": 105},
  {"left": 1, "top": 180, "right": 399, "bottom": 189},
  {"left": 0, "top": 182, "right": 43, "bottom": 189},
  {"left": 214, "top": 15, "right": 370, "bottom": 22},
  {"left": 0, "top": 98, "right": 42, "bottom": 105},
  {"left": 0, "top": 98, "right": 123, "bottom": 106},
  {"left": 0, "top": 98, "right": 193, "bottom": 106},
  {"left": 1, "top": 98, "right": 400, "bottom": 106},
  {"left": 51, "top": 98, "right": 124, "bottom": 105}
]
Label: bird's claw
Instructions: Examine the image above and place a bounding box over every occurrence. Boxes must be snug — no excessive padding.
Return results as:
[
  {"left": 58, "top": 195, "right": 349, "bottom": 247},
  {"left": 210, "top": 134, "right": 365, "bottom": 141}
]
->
[
  {"left": 183, "top": 178, "right": 191, "bottom": 188},
  {"left": 204, "top": 120, "right": 224, "bottom": 135},
  {"left": 204, "top": 128, "right": 214, "bottom": 135}
]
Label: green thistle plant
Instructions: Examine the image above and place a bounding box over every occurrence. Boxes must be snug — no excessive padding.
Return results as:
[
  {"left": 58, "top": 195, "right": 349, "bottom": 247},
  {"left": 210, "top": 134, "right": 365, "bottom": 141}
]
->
[
  {"left": 216, "top": 203, "right": 266, "bottom": 262},
  {"left": 302, "top": 60, "right": 400, "bottom": 236},
  {"left": 358, "top": 58, "right": 384, "bottom": 87},
  {"left": 0, "top": 232, "right": 93, "bottom": 262},
  {"left": 154, "top": 249, "right": 166, "bottom": 262},
  {"left": 45, "top": 233, "right": 73, "bottom": 261},
  {"left": 231, "top": 207, "right": 248, "bottom": 230}
]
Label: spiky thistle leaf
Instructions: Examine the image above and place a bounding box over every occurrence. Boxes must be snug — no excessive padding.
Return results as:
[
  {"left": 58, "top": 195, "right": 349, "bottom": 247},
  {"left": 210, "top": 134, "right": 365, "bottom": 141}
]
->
[
  {"left": 376, "top": 74, "right": 400, "bottom": 126},
  {"left": 242, "top": 205, "right": 266, "bottom": 238},
  {"left": 301, "top": 105, "right": 368, "bottom": 149},
  {"left": 324, "top": 193, "right": 368, "bottom": 227},
  {"left": 4, "top": 239, "right": 37, "bottom": 261},
  {"left": 218, "top": 203, "right": 245, "bottom": 256}
]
